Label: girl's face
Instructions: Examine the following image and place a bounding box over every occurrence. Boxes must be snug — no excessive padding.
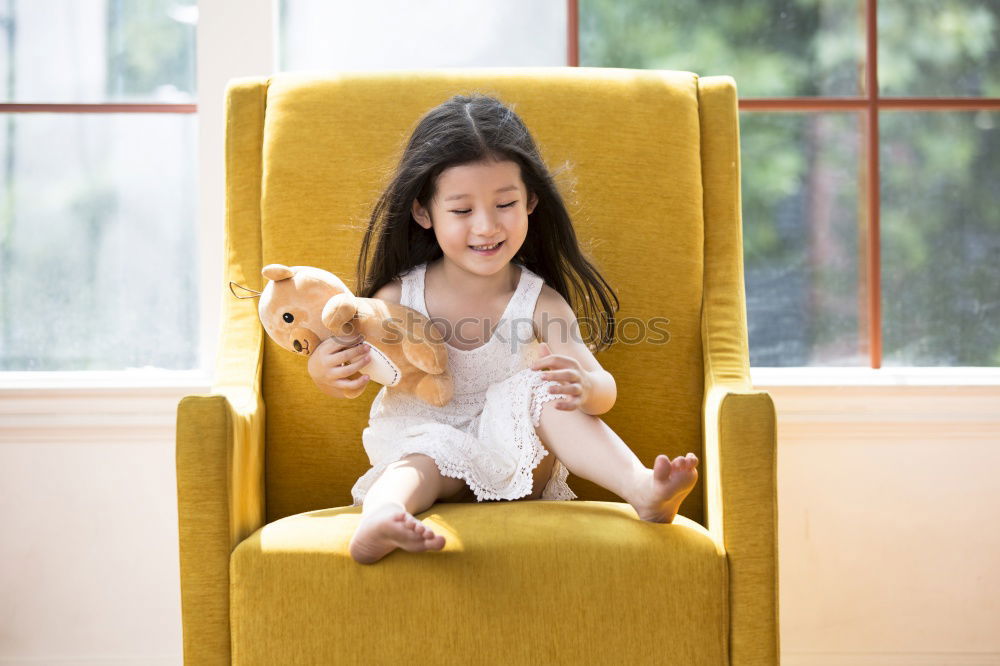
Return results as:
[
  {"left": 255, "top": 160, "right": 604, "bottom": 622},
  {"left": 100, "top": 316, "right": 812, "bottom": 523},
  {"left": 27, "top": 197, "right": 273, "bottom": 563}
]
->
[{"left": 412, "top": 159, "right": 538, "bottom": 277}]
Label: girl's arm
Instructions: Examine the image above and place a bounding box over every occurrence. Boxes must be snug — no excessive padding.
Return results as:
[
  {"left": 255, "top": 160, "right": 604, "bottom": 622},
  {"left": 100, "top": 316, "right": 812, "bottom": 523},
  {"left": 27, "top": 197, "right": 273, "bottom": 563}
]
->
[
  {"left": 531, "top": 286, "right": 617, "bottom": 416},
  {"left": 578, "top": 367, "right": 617, "bottom": 416}
]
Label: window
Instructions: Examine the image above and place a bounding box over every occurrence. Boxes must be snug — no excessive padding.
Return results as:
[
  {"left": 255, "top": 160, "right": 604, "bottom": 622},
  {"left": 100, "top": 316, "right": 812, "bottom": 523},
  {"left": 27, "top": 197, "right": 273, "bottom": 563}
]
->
[
  {"left": 4, "top": 2, "right": 995, "bottom": 374},
  {"left": 578, "top": 0, "right": 1000, "bottom": 368},
  {"left": 0, "top": 0, "right": 198, "bottom": 371}
]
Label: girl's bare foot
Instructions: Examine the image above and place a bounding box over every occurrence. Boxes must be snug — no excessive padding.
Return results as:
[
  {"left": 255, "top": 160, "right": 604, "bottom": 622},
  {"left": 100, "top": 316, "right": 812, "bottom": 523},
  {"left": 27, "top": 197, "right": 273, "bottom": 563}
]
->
[
  {"left": 630, "top": 453, "right": 699, "bottom": 523},
  {"left": 349, "top": 503, "right": 446, "bottom": 564}
]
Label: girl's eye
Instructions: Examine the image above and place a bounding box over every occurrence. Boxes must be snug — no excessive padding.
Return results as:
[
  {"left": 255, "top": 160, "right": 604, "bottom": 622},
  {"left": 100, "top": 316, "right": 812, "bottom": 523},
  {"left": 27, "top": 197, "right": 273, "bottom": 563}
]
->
[{"left": 450, "top": 201, "right": 518, "bottom": 215}]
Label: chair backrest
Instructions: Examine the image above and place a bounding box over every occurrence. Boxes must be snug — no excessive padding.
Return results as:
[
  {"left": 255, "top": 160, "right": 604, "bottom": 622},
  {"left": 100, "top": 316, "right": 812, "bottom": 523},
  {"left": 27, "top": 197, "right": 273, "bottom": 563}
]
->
[{"left": 224, "top": 68, "right": 746, "bottom": 527}]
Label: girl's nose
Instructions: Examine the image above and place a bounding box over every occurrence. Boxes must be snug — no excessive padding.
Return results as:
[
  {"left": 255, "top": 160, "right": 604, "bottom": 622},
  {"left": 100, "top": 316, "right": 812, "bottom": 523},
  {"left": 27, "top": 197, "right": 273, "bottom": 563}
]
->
[{"left": 471, "top": 210, "right": 500, "bottom": 235}]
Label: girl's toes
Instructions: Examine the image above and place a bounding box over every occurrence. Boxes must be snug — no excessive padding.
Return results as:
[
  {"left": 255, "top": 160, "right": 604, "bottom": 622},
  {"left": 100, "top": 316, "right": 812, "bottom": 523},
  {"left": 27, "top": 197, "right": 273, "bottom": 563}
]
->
[{"left": 653, "top": 455, "right": 671, "bottom": 481}]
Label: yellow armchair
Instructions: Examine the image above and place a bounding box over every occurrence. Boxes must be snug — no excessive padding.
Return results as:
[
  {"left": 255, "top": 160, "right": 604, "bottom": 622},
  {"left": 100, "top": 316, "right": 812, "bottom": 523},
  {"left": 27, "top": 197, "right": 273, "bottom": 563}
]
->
[{"left": 176, "top": 68, "right": 779, "bottom": 665}]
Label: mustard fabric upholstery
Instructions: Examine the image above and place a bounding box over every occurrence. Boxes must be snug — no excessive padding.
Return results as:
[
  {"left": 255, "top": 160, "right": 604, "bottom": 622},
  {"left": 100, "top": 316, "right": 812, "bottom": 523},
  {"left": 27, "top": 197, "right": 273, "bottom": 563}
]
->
[
  {"left": 231, "top": 503, "right": 727, "bottom": 664},
  {"left": 175, "top": 67, "right": 779, "bottom": 665}
]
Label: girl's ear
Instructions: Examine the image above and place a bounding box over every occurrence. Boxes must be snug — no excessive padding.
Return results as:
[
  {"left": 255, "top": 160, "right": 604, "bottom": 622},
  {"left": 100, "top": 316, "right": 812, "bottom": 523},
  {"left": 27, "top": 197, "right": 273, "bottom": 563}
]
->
[
  {"left": 527, "top": 191, "right": 539, "bottom": 215},
  {"left": 412, "top": 199, "right": 432, "bottom": 229}
]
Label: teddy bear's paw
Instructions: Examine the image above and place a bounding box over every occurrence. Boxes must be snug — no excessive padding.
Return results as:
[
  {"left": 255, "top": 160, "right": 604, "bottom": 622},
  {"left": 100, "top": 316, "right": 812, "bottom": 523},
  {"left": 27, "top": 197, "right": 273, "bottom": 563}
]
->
[{"left": 415, "top": 372, "right": 454, "bottom": 407}]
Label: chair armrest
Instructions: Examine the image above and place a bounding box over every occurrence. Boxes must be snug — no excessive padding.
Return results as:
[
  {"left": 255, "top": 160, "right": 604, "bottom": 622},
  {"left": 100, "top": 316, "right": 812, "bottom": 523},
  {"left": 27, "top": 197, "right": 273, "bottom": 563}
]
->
[
  {"left": 176, "top": 384, "right": 265, "bottom": 663},
  {"left": 703, "top": 383, "right": 779, "bottom": 665},
  {"left": 697, "top": 74, "right": 780, "bottom": 663}
]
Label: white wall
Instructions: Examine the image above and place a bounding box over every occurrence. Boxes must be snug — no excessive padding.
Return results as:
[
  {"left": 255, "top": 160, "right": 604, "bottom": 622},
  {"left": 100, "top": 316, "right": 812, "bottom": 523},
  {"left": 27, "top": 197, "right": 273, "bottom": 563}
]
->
[
  {"left": 770, "top": 384, "right": 1000, "bottom": 664},
  {"left": 0, "top": 389, "right": 186, "bottom": 665}
]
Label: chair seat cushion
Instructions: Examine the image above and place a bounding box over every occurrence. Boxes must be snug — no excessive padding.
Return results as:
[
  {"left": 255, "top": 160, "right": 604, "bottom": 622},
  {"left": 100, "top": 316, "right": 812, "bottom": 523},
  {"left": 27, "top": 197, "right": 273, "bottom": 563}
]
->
[{"left": 230, "top": 500, "right": 728, "bottom": 665}]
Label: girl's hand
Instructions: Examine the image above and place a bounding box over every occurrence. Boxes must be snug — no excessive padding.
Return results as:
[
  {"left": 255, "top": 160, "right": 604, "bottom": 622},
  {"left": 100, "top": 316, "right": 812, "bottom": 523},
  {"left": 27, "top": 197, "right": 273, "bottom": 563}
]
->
[
  {"left": 529, "top": 342, "right": 593, "bottom": 411},
  {"left": 307, "top": 335, "right": 372, "bottom": 398}
]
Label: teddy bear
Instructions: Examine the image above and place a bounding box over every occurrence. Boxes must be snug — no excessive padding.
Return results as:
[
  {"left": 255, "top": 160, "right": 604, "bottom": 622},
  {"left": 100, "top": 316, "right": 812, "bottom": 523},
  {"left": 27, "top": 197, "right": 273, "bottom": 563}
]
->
[{"left": 248, "top": 264, "right": 453, "bottom": 407}]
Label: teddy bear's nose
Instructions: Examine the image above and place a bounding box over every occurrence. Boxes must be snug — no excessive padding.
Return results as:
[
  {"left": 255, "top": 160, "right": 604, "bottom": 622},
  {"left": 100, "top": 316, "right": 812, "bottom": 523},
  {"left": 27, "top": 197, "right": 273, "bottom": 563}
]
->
[{"left": 290, "top": 327, "right": 320, "bottom": 355}]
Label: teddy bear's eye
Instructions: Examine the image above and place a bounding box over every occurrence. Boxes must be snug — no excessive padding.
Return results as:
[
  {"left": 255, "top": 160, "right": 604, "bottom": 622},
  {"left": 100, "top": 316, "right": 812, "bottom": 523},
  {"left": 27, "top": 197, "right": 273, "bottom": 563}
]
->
[{"left": 283, "top": 313, "right": 294, "bottom": 323}]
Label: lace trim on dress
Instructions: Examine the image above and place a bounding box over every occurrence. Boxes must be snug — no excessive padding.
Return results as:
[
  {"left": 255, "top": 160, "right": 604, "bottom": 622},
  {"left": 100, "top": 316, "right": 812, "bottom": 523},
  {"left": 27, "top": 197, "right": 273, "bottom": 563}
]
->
[{"left": 351, "top": 369, "right": 578, "bottom": 506}]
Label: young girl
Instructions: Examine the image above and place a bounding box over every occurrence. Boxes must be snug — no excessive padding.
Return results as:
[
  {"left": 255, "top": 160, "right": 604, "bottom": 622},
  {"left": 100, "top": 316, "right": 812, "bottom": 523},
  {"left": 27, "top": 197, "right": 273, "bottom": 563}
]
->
[{"left": 307, "top": 93, "right": 700, "bottom": 565}]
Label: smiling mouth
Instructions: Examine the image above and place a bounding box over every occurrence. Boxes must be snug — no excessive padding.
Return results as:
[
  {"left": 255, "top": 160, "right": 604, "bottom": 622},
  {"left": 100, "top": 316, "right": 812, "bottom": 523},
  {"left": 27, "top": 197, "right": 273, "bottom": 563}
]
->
[{"left": 469, "top": 240, "right": 504, "bottom": 251}]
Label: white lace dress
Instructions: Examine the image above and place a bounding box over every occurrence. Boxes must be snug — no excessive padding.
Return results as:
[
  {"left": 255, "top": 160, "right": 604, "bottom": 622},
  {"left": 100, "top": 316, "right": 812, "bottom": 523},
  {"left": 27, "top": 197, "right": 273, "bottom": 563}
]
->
[{"left": 350, "top": 261, "right": 577, "bottom": 505}]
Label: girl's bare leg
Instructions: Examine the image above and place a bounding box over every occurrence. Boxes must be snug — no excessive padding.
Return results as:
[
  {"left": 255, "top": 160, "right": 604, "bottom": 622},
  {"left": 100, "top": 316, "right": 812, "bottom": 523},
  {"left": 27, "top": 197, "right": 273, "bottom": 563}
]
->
[
  {"left": 349, "top": 453, "right": 467, "bottom": 564},
  {"left": 535, "top": 400, "right": 699, "bottom": 523}
]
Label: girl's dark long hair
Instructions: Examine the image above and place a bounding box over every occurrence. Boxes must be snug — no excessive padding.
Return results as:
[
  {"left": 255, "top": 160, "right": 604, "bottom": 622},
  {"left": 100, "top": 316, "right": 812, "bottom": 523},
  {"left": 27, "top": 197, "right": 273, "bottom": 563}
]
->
[{"left": 355, "top": 92, "right": 619, "bottom": 352}]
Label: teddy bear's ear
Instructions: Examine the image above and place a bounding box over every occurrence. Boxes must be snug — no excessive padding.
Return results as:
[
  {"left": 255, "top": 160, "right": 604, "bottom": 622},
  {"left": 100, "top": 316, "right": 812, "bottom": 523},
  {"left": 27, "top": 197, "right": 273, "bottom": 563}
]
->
[{"left": 262, "top": 264, "right": 294, "bottom": 282}]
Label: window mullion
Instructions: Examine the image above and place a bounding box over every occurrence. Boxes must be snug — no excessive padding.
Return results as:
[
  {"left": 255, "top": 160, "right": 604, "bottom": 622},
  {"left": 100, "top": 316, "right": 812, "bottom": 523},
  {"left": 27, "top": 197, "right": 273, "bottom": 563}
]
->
[{"left": 865, "top": 0, "right": 881, "bottom": 369}]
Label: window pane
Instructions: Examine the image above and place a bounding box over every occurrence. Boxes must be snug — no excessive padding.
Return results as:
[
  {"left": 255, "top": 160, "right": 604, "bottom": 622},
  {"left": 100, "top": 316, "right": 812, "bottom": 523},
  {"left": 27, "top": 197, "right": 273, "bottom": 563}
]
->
[
  {"left": 880, "top": 111, "right": 1000, "bottom": 366},
  {"left": 879, "top": 0, "right": 1000, "bottom": 97},
  {"left": 580, "top": 0, "right": 864, "bottom": 97},
  {"left": 0, "top": 113, "right": 198, "bottom": 370},
  {"left": 742, "top": 112, "right": 867, "bottom": 366},
  {"left": 0, "top": 0, "right": 197, "bottom": 103},
  {"left": 279, "top": 0, "right": 565, "bottom": 70}
]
